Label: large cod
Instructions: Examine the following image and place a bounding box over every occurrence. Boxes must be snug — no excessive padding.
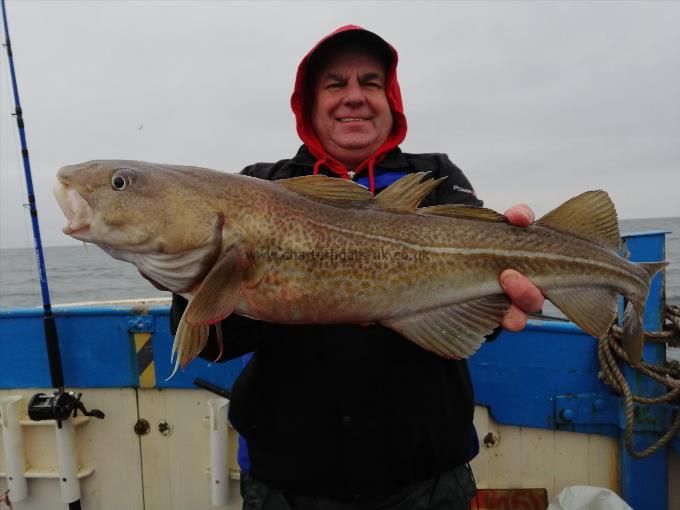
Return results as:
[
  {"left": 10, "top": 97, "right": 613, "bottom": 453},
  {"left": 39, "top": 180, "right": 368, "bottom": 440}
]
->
[{"left": 54, "top": 160, "right": 666, "bottom": 374}]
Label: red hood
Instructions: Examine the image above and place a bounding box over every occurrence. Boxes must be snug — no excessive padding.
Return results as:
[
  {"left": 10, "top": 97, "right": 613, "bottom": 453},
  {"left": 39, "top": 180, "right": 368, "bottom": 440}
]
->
[{"left": 290, "top": 25, "right": 407, "bottom": 181}]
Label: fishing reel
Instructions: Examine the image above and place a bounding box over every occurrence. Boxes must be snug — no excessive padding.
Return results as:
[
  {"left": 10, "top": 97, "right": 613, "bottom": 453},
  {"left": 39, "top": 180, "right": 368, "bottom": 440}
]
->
[{"left": 28, "top": 390, "right": 105, "bottom": 423}]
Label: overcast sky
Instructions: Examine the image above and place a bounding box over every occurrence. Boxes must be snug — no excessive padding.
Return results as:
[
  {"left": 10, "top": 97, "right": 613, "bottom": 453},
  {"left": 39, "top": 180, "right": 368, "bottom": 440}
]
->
[{"left": 1, "top": 0, "right": 678, "bottom": 249}]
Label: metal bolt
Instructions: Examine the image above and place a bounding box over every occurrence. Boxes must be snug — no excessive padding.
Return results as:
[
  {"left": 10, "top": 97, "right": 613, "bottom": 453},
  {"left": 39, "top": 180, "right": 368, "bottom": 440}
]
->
[
  {"left": 483, "top": 431, "right": 499, "bottom": 448},
  {"left": 128, "top": 317, "right": 152, "bottom": 331},
  {"left": 593, "top": 399, "right": 605, "bottom": 411},
  {"left": 158, "top": 420, "right": 173, "bottom": 437},
  {"left": 560, "top": 408, "right": 574, "bottom": 422},
  {"left": 134, "top": 418, "right": 150, "bottom": 435}
]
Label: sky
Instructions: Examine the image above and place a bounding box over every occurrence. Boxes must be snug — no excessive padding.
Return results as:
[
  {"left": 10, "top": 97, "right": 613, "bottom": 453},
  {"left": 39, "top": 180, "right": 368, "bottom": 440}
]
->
[{"left": 0, "top": 0, "right": 679, "bottom": 249}]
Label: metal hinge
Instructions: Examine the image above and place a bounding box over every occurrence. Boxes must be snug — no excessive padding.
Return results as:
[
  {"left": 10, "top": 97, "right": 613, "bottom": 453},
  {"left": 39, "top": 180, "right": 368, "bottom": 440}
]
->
[
  {"left": 127, "top": 315, "right": 155, "bottom": 333},
  {"left": 554, "top": 393, "right": 676, "bottom": 433}
]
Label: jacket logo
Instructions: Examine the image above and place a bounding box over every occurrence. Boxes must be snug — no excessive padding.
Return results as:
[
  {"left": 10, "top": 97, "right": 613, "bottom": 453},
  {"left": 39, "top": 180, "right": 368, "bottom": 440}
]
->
[{"left": 453, "top": 184, "right": 475, "bottom": 196}]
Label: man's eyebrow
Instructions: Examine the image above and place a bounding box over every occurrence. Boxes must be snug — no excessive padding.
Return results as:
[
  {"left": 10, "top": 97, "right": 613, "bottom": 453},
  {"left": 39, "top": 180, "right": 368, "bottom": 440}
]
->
[
  {"left": 321, "top": 72, "right": 346, "bottom": 82},
  {"left": 359, "top": 72, "right": 384, "bottom": 82}
]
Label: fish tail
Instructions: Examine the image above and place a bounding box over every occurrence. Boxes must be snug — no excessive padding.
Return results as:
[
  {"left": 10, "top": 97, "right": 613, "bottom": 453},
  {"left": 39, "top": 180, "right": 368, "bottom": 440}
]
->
[
  {"left": 639, "top": 261, "right": 668, "bottom": 279},
  {"left": 537, "top": 191, "right": 668, "bottom": 364},
  {"left": 622, "top": 300, "right": 644, "bottom": 364},
  {"left": 621, "top": 261, "right": 668, "bottom": 364}
]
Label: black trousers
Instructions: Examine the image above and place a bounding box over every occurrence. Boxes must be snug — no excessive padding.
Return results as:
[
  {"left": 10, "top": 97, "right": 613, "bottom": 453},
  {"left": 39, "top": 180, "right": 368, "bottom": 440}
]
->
[{"left": 241, "top": 464, "right": 477, "bottom": 510}]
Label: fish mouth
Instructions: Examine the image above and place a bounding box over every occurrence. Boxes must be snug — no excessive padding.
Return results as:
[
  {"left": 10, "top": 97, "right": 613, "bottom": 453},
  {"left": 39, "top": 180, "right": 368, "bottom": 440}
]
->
[{"left": 53, "top": 181, "right": 94, "bottom": 240}]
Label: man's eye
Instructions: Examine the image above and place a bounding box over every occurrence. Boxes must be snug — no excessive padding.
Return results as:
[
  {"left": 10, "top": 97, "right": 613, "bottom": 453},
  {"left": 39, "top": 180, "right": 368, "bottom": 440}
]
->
[{"left": 326, "top": 82, "right": 343, "bottom": 90}]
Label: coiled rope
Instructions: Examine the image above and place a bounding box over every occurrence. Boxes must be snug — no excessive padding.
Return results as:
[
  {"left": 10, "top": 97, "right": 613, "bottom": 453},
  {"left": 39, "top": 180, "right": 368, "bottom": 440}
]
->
[{"left": 598, "top": 304, "right": 680, "bottom": 458}]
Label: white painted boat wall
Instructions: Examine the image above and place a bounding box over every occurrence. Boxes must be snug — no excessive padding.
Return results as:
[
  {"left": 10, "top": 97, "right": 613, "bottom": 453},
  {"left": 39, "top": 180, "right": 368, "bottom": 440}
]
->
[{"left": 0, "top": 389, "right": 677, "bottom": 509}]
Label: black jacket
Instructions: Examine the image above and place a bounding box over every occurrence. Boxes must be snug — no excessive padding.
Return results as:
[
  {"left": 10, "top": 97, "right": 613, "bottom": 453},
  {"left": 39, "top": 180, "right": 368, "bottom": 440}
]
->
[{"left": 171, "top": 146, "right": 483, "bottom": 500}]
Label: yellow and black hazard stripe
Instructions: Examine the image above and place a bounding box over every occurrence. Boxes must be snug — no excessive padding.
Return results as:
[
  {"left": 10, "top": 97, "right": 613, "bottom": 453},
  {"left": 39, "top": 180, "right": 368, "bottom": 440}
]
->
[{"left": 134, "top": 332, "right": 156, "bottom": 388}]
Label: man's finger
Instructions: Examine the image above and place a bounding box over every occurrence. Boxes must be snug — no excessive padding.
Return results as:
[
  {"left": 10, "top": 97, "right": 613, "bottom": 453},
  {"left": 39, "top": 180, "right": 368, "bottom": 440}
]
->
[
  {"left": 501, "top": 304, "right": 527, "bottom": 331},
  {"left": 504, "top": 203, "right": 534, "bottom": 227},
  {"left": 500, "top": 269, "right": 544, "bottom": 313}
]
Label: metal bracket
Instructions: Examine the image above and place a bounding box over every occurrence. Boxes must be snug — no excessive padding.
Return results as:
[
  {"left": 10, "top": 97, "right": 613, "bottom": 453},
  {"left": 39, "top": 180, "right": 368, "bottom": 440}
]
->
[
  {"left": 554, "top": 393, "right": 676, "bottom": 433},
  {"left": 127, "top": 315, "right": 155, "bottom": 333}
]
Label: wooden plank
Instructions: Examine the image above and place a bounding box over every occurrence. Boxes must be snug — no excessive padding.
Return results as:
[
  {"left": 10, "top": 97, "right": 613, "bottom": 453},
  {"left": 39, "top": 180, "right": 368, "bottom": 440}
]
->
[
  {"left": 588, "top": 433, "right": 619, "bottom": 491},
  {"left": 0, "top": 389, "right": 144, "bottom": 510},
  {"left": 553, "top": 430, "right": 589, "bottom": 494},
  {"left": 473, "top": 406, "right": 620, "bottom": 502},
  {"left": 519, "top": 427, "right": 555, "bottom": 492},
  {"left": 137, "top": 388, "right": 242, "bottom": 510},
  {"left": 489, "top": 424, "right": 522, "bottom": 488},
  {"left": 80, "top": 388, "right": 144, "bottom": 509},
  {"left": 476, "top": 488, "right": 548, "bottom": 510},
  {"left": 470, "top": 406, "right": 491, "bottom": 487}
]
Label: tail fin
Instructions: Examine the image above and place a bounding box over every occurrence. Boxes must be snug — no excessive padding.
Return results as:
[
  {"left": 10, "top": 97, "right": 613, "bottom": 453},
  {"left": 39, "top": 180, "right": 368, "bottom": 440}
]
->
[
  {"left": 639, "top": 261, "right": 668, "bottom": 278},
  {"left": 622, "top": 300, "right": 644, "bottom": 364},
  {"left": 621, "top": 261, "right": 667, "bottom": 364}
]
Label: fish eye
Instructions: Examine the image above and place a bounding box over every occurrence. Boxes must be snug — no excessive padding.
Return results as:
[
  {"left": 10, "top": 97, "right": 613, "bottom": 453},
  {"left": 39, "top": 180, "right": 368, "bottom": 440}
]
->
[{"left": 111, "top": 170, "right": 134, "bottom": 191}]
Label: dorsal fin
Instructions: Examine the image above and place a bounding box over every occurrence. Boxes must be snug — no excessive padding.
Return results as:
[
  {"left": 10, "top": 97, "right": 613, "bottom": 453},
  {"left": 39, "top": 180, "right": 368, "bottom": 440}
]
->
[
  {"left": 374, "top": 172, "right": 445, "bottom": 212},
  {"left": 418, "top": 204, "right": 508, "bottom": 223},
  {"left": 536, "top": 190, "right": 620, "bottom": 250},
  {"left": 277, "top": 175, "right": 373, "bottom": 204}
]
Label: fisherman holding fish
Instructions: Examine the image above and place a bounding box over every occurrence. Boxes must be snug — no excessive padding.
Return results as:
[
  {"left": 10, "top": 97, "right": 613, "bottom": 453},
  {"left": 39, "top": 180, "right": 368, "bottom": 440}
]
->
[
  {"left": 54, "top": 23, "right": 664, "bottom": 509},
  {"left": 174, "top": 26, "right": 544, "bottom": 509}
]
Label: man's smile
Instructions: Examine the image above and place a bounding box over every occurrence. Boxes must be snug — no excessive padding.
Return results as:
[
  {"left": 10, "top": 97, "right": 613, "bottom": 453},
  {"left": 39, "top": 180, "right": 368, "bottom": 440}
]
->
[{"left": 338, "top": 117, "right": 370, "bottom": 123}]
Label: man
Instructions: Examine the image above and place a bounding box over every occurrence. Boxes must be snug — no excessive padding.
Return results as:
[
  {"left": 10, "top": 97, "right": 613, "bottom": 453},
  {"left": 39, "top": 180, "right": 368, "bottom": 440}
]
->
[{"left": 172, "top": 25, "right": 543, "bottom": 509}]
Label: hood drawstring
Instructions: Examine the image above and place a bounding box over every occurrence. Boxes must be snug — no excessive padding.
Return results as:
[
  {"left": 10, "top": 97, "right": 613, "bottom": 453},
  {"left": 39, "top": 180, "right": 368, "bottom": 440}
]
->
[
  {"left": 367, "top": 158, "right": 376, "bottom": 195},
  {"left": 313, "top": 158, "right": 325, "bottom": 175}
]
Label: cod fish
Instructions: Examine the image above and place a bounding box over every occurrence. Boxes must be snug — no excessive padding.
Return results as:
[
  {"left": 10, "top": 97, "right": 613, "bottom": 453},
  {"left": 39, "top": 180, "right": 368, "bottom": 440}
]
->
[{"left": 54, "top": 160, "right": 667, "bottom": 374}]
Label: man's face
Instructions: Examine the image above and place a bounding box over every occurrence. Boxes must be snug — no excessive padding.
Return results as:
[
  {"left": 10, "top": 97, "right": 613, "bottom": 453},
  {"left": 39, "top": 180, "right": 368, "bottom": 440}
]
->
[{"left": 311, "top": 49, "right": 394, "bottom": 170}]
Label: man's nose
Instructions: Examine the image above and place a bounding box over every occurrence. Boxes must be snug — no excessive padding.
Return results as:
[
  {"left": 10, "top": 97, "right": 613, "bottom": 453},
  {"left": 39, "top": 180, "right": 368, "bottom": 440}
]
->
[{"left": 343, "top": 78, "right": 365, "bottom": 106}]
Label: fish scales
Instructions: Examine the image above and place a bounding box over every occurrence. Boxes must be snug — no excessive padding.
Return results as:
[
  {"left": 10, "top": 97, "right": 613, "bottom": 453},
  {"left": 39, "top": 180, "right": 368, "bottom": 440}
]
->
[
  {"left": 231, "top": 193, "right": 640, "bottom": 322},
  {"left": 53, "top": 160, "right": 668, "bottom": 373},
  {"left": 246, "top": 220, "right": 641, "bottom": 323}
]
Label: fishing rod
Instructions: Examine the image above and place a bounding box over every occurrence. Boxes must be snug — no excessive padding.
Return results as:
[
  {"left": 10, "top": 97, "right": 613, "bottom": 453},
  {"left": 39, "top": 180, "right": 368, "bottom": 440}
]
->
[
  {"left": 1, "top": 0, "right": 63, "bottom": 390},
  {"left": 1, "top": 2, "right": 103, "bottom": 509}
]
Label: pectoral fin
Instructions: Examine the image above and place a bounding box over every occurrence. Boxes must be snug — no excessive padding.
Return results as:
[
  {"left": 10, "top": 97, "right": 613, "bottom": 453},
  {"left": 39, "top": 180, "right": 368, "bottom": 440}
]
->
[
  {"left": 383, "top": 295, "right": 510, "bottom": 358},
  {"left": 169, "top": 233, "right": 250, "bottom": 377},
  {"left": 168, "top": 320, "right": 210, "bottom": 378},
  {"left": 184, "top": 240, "right": 248, "bottom": 326}
]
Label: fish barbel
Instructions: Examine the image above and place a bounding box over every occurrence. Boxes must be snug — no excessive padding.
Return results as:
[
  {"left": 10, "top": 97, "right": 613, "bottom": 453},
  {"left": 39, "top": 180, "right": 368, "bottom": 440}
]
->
[{"left": 54, "top": 160, "right": 667, "bottom": 374}]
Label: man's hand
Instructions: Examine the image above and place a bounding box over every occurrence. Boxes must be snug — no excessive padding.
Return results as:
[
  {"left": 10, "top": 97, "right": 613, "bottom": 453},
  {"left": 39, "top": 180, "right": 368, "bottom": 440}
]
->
[{"left": 500, "top": 204, "right": 545, "bottom": 331}]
